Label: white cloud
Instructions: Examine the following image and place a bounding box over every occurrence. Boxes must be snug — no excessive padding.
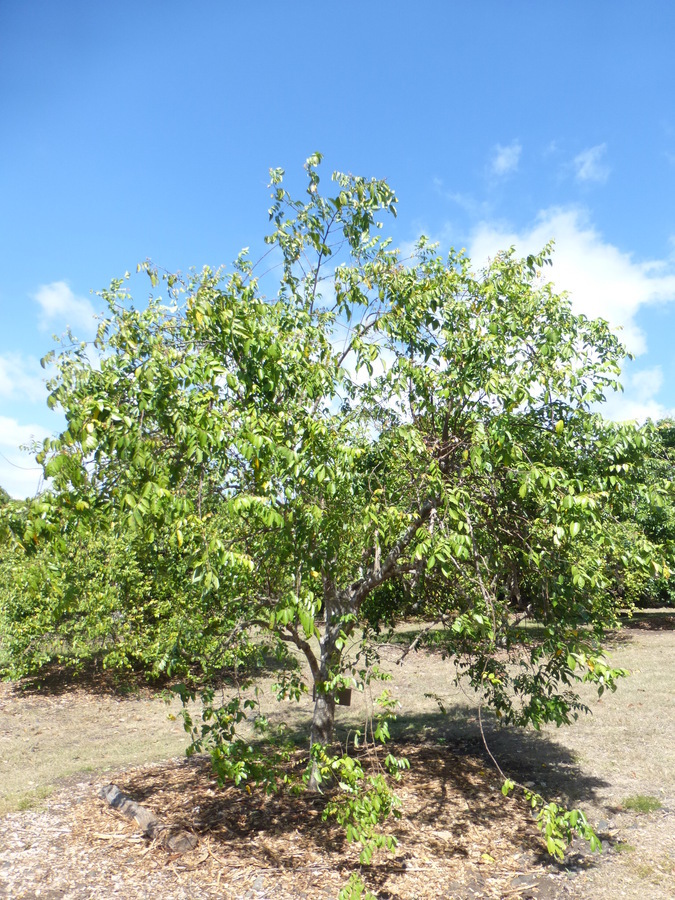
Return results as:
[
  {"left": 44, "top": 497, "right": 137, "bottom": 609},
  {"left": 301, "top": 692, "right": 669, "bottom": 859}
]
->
[
  {"left": 0, "top": 352, "right": 48, "bottom": 404},
  {"left": 601, "top": 366, "right": 675, "bottom": 423},
  {"left": 445, "top": 191, "right": 493, "bottom": 219},
  {"left": 490, "top": 141, "right": 522, "bottom": 176},
  {"left": 32, "top": 281, "right": 97, "bottom": 333},
  {"left": 468, "top": 208, "right": 675, "bottom": 421},
  {"left": 469, "top": 207, "right": 675, "bottom": 357},
  {"left": 0, "top": 416, "right": 47, "bottom": 499},
  {"left": 573, "top": 144, "right": 609, "bottom": 184},
  {"left": 630, "top": 367, "right": 664, "bottom": 399}
]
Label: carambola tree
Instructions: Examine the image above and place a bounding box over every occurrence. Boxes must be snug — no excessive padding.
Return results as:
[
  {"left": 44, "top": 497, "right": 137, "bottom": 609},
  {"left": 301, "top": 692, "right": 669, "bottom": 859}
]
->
[{"left": 28, "top": 155, "right": 671, "bottom": 862}]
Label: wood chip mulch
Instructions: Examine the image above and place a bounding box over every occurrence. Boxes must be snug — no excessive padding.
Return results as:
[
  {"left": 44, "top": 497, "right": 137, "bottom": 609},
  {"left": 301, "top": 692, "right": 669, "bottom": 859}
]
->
[{"left": 1, "top": 743, "right": 587, "bottom": 899}]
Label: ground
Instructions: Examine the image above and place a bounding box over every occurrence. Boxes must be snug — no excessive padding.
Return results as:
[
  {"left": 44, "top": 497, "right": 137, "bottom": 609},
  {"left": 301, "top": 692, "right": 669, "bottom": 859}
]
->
[{"left": 0, "top": 613, "right": 673, "bottom": 899}]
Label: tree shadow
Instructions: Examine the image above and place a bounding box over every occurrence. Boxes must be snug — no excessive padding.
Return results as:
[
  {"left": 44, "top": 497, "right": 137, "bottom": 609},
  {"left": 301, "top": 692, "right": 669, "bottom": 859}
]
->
[
  {"left": 6, "top": 659, "right": 168, "bottom": 698},
  {"left": 117, "top": 753, "right": 348, "bottom": 863},
  {"left": 618, "top": 608, "right": 675, "bottom": 631},
  {"left": 10, "top": 650, "right": 300, "bottom": 698},
  {"left": 387, "top": 707, "right": 610, "bottom": 810},
  {"left": 110, "top": 703, "right": 613, "bottom": 893}
]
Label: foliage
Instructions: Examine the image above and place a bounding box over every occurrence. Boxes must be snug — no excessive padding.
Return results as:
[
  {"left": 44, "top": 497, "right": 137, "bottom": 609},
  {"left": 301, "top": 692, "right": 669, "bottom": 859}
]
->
[
  {"left": 173, "top": 682, "right": 300, "bottom": 792},
  {"left": 626, "top": 418, "right": 675, "bottom": 607},
  {"left": 0, "top": 500, "right": 263, "bottom": 680},
  {"left": 338, "top": 874, "right": 377, "bottom": 900},
  {"left": 308, "top": 687, "right": 408, "bottom": 865},
  {"left": 10, "top": 154, "right": 675, "bottom": 871},
  {"left": 0, "top": 485, "right": 10, "bottom": 506},
  {"left": 502, "top": 778, "right": 601, "bottom": 860},
  {"left": 311, "top": 746, "right": 403, "bottom": 864}
]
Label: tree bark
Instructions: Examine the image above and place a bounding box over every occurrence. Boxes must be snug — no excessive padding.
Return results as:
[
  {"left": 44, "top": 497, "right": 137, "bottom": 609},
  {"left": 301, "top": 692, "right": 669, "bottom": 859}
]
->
[
  {"left": 307, "top": 683, "right": 338, "bottom": 791},
  {"left": 310, "top": 691, "right": 336, "bottom": 748},
  {"left": 307, "top": 581, "right": 348, "bottom": 790},
  {"left": 98, "top": 784, "right": 198, "bottom": 853}
]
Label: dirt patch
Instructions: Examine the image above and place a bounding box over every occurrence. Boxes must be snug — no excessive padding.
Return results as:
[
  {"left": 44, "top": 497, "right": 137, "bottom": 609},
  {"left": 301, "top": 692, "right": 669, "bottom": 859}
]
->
[{"left": 1, "top": 615, "right": 674, "bottom": 898}]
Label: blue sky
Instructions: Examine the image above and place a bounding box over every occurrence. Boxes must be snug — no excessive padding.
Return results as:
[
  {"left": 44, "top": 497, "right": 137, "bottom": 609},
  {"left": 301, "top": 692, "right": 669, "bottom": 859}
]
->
[{"left": 2, "top": 1, "right": 675, "bottom": 497}]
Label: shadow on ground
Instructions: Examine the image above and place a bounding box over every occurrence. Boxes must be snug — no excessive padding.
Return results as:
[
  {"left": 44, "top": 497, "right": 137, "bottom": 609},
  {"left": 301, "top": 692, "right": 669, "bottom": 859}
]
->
[
  {"left": 117, "top": 703, "right": 612, "bottom": 861},
  {"left": 618, "top": 609, "right": 675, "bottom": 631},
  {"left": 110, "top": 719, "right": 608, "bottom": 900},
  {"left": 385, "top": 707, "right": 610, "bottom": 810},
  {"left": 11, "top": 650, "right": 300, "bottom": 699}
]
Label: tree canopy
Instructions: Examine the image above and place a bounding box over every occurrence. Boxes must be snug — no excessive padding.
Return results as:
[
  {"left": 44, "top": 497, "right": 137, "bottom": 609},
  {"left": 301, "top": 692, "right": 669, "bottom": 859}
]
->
[{"left": 5, "top": 154, "right": 673, "bottom": 870}]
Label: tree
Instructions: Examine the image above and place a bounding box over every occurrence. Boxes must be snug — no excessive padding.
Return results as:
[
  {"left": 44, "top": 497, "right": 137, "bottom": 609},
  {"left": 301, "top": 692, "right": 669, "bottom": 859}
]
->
[
  {"left": 0, "top": 498, "right": 263, "bottom": 680},
  {"left": 623, "top": 418, "right": 675, "bottom": 607},
  {"left": 26, "top": 155, "right": 670, "bottom": 840}
]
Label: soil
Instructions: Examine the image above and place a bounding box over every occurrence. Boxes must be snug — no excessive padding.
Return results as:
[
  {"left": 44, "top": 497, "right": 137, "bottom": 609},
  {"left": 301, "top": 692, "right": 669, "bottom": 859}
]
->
[{"left": 1, "top": 612, "right": 673, "bottom": 899}]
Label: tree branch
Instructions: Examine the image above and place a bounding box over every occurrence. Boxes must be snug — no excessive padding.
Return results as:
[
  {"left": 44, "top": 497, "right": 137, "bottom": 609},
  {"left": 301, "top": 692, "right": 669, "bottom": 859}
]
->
[{"left": 353, "top": 498, "right": 437, "bottom": 605}]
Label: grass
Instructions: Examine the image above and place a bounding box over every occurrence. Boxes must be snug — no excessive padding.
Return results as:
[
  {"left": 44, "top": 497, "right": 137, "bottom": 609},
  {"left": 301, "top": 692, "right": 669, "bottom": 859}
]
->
[
  {"left": 15, "top": 784, "right": 53, "bottom": 812},
  {"left": 621, "top": 794, "right": 663, "bottom": 813},
  {"left": 613, "top": 842, "right": 636, "bottom": 854},
  {"left": 634, "top": 862, "right": 656, "bottom": 880}
]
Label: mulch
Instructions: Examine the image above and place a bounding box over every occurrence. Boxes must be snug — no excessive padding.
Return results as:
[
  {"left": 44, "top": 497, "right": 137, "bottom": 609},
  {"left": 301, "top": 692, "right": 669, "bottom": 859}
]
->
[{"left": 4, "top": 742, "right": 589, "bottom": 899}]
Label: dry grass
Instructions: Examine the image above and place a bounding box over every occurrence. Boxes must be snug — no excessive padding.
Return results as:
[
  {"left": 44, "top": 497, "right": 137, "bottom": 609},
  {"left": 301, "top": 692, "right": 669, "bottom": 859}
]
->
[{"left": 0, "top": 680, "right": 190, "bottom": 815}]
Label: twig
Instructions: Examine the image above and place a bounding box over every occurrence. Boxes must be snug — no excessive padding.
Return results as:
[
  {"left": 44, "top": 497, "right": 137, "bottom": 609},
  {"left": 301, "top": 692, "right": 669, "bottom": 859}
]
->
[
  {"left": 396, "top": 620, "right": 442, "bottom": 665},
  {"left": 477, "top": 700, "right": 508, "bottom": 782}
]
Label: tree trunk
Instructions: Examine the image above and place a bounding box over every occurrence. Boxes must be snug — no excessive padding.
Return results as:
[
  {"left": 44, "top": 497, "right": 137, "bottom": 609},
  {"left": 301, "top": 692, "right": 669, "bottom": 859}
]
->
[
  {"left": 307, "top": 681, "right": 337, "bottom": 791},
  {"left": 310, "top": 691, "right": 336, "bottom": 747},
  {"left": 307, "top": 582, "right": 347, "bottom": 790}
]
